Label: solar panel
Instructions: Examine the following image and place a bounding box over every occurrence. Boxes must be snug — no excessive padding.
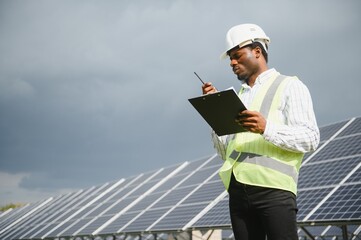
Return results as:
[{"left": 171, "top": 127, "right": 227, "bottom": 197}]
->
[
  {"left": 96, "top": 156, "right": 217, "bottom": 235},
  {"left": 73, "top": 165, "right": 186, "bottom": 237},
  {"left": 89, "top": 164, "right": 187, "bottom": 232},
  {"left": 128, "top": 163, "right": 214, "bottom": 233},
  {"left": 182, "top": 180, "right": 224, "bottom": 205},
  {"left": 0, "top": 194, "right": 70, "bottom": 239},
  {"left": 0, "top": 201, "right": 50, "bottom": 239},
  {"left": 153, "top": 204, "right": 210, "bottom": 231},
  {"left": 28, "top": 182, "right": 114, "bottom": 239},
  {"left": 192, "top": 197, "right": 230, "bottom": 228},
  {"left": 308, "top": 183, "right": 361, "bottom": 221},
  {"left": 298, "top": 156, "right": 360, "bottom": 189},
  {"left": 121, "top": 208, "right": 170, "bottom": 233},
  {"left": 151, "top": 187, "right": 194, "bottom": 209},
  {"left": 75, "top": 215, "right": 114, "bottom": 235},
  {"left": 147, "top": 165, "right": 221, "bottom": 231},
  {"left": 0, "top": 198, "right": 54, "bottom": 240},
  {"left": 0, "top": 205, "right": 31, "bottom": 233},
  {"left": 52, "top": 170, "right": 166, "bottom": 237},
  {"left": 297, "top": 117, "right": 361, "bottom": 225},
  {"left": 309, "top": 135, "right": 361, "bottom": 163},
  {"left": 296, "top": 187, "right": 333, "bottom": 221},
  {"left": 337, "top": 117, "right": 361, "bottom": 137},
  {"left": 346, "top": 160, "right": 361, "bottom": 183},
  {"left": 1, "top": 117, "right": 361, "bottom": 240},
  {"left": 60, "top": 217, "right": 91, "bottom": 236},
  {"left": 125, "top": 192, "right": 165, "bottom": 213}
]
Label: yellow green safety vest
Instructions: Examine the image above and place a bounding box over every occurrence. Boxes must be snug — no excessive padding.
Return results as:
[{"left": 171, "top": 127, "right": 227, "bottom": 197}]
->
[{"left": 219, "top": 73, "right": 304, "bottom": 195}]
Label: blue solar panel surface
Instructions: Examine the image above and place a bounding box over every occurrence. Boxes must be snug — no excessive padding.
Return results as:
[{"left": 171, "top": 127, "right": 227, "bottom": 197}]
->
[
  {"left": 309, "top": 184, "right": 361, "bottom": 221},
  {"left": 193, "top": 198, "right": 230, "bottom": 228},
  {"left": 0, "top": 117, "right": 360, "bottom": 240},
  {"left": 297, "top": 117, "right": 361, "bottom": 224}
]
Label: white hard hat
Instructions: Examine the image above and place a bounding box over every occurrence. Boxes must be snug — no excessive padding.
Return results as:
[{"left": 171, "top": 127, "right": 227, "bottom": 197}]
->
[{"left": 220, "top": 23, "right": 270, "bottom": 59}]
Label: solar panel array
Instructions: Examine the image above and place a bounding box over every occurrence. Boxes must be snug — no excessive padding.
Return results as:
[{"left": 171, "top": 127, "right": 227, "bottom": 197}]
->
[{"left": 1, "top": 117, "right": 360, "bottom": 239}]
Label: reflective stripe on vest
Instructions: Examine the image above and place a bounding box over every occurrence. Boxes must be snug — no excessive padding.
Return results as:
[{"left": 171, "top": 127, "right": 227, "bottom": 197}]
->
[
  {"left": 229, "top": 150, "right": 298, "bottom": 184},
  {"left": 259, "top": 75, "right": 287, "bottom": 117}
]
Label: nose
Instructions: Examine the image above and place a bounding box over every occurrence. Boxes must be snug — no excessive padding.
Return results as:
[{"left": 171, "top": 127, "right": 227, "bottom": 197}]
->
[{"left": 230, "top": 58, "right": 238, "bottom": 67}]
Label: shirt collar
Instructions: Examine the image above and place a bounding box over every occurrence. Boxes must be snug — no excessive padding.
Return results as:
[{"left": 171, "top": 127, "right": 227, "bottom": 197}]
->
[{"left": 241, "top": 68, "right": 277, "bottom": 89}]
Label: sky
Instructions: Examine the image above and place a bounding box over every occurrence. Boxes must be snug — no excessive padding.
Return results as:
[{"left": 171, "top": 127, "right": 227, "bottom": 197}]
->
[{"left": 0, "top": 0, "right": 360, "bottom": 206}]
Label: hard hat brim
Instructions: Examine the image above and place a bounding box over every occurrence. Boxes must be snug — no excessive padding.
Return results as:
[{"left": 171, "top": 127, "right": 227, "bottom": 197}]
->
[
  {"left": 220, "top": 39, "right": 269, "bottom": 60},
  {"left": 220, "top": 39, "right": 254, "bottom": 60}
]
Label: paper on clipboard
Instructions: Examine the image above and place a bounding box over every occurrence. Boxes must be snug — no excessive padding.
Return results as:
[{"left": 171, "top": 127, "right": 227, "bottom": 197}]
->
[{"left": 188, "top": 88, "right": 247, "bottom": 136}]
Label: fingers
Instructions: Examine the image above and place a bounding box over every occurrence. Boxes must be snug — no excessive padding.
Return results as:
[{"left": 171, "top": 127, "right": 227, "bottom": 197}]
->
[
  {"left": 202, "top": 82, "right": 217, "bottom": 94},
  {"left": 235, "top": 110, "right": 266, "bottom": 134}
]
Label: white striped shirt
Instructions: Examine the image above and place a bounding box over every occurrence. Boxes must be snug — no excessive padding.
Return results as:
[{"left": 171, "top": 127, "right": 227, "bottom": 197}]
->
[{"left": 211, "top": 68, "right": 320, "bottom": 160}]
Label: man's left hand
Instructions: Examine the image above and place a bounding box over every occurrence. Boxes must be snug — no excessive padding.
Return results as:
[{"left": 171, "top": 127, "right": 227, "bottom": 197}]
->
[{"left": 235, "top": 110, "right": 266, "bottom": 134}]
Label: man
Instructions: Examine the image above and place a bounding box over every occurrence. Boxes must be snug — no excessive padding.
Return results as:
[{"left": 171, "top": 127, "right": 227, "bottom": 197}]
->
[{"left": 202, "top": 24, "right": 320, "bottom": 240}]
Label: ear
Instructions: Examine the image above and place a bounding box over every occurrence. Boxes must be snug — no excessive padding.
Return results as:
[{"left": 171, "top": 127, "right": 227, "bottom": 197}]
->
[{"left": 254, "top": 46, "right": 262, "bottom": 59}]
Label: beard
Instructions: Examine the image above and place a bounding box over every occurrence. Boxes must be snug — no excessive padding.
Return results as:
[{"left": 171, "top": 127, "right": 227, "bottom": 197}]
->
[{"left": 236, "top": 72, "right": 249, "bottom": 82}]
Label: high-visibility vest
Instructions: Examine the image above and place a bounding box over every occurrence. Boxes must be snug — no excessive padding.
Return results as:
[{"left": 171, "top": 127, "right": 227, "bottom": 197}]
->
[{"left": 219, "top": 73, "right": 304, "bottom": 195}]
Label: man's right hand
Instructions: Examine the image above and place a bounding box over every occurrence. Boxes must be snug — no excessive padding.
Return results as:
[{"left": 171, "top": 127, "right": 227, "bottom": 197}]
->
[{"left": 202, "top": 82, "right": 217, "bottom": 94}]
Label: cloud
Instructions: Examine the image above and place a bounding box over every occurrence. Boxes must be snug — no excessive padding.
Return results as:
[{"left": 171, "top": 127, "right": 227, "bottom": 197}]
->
[
  {"left": 0, "top": 171, "right": 77, "bottom": 205},
  {"left": 0, "top": 78, "right": 35, "bottom": 100}
]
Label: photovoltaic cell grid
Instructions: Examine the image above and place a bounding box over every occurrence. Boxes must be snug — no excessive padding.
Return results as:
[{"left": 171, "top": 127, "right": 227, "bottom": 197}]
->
[
  {"left": 44, "top": 185, "right": 131, "bottom": 235},
  {"left": 338, "top": 117, "right": 361, "bottom": 137},
  {"left": 0, "top": 197, "right": 57, "bottom": 239},
  {"left": 149, "top": 179, "right": 225, "bottom": 232},
  {"left": 319, "top": 120, "right": 348, "bottom": 142},
  {"left": 297, "top": 117, "right": 361, "bottom": 223},
  {"left": 0, "top": 193, "right": 72, "bottom": 239},
  {"left": 2, "top": 180, "right": 130, "bottom": 239},
  {"left": 42, "top": 160, "right": 190, "bottom": 237},
  {"left": 1, "top": 157, "right": 219, "bottom": 239},
  {"left": 20, "top": 182, "right": 116, "bottom": 239},
  {"left": 296, "top": 188, "right": 333, "bottom": 221},
  {"left": 97, "top": 156, "right": 223, "bottom": 235},
  {"left": 297, "top": 156, "right": 360, "bottom": 189},
  {"left": 89, "top": 163, "right": 188, "bottom": 232},
  {"left": 1, "top": 117, "right": 360, "bottom": 240},
  {"left": 193, "top": 197, "right": 230, "bottom": 228},
  {"left": 308, "top": 135, "right": 361, "bottom": 163},
  {"left": 310, "top": 184, "right": 361, "bottom": 221},
  {"left": 290, "top": 120, "right": 347, "bottom": 165},
  {"left": 0, "top": 205, "right": 31, "bottom": 230},
  {"left": 46, "top": 164, "right": 184, "bottom": 238}
]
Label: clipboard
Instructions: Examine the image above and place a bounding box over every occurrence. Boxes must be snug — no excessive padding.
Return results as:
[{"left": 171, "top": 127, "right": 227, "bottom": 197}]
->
[{"left": 188, "top": 89, "right": 247, "bottom": 136}]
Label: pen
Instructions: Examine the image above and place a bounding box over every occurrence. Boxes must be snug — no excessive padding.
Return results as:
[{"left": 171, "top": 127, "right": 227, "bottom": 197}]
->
[{"left": 194, "top": 72, "right": 205, "bottom": 85}]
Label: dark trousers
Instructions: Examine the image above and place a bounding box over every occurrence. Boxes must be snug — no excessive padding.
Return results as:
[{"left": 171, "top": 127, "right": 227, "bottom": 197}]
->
[{"left": 229, "top": 174, "right": 299, "bottom": 240}]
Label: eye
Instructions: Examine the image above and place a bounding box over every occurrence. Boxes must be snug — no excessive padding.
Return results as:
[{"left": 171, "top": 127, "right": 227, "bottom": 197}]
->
[{"left": 230, "top": 53, "right": 241, "bottom": 61}]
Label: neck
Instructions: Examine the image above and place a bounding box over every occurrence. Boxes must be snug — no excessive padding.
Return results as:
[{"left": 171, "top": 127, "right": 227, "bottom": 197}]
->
[{"left": 246, "top": 65, "right": 269, "bottom": 87}]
